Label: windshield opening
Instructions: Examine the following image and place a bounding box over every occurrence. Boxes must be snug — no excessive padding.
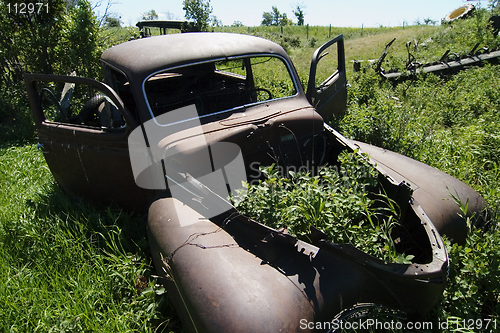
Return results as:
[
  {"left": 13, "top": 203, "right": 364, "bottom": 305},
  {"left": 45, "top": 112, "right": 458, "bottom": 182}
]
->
[{"left": 144, "top": 55, "right": 297, "bottom": 124}]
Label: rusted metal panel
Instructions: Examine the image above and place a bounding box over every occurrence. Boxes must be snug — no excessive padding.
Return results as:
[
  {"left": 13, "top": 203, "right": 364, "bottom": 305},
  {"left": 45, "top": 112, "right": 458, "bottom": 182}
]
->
[
  {"left": 372, "top": 38, "right": 500, "bottom": 81},
  {"left": 24, "top": 73, "right": 157, "bottom": 209},
  {"left": 351, "top": 141, "right": 486, "bottom": 244},
  {"left": 307, "top": 34, "right": 348, "bottom": 120}
]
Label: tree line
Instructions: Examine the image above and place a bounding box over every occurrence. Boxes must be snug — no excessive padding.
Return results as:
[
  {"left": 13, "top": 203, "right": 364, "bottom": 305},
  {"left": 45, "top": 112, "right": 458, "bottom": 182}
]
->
[{"left": 261, "top": 5, "right": 305, "bottom": 26}]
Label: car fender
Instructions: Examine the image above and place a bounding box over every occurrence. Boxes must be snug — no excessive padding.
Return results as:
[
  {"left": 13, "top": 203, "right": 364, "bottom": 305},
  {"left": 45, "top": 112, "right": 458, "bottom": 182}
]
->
[
  {"left": 352, "top": 140, "right": 486, "bottom": 244},
  {"left": 147, "top": 198, "right": 317, "bottom": 333}
]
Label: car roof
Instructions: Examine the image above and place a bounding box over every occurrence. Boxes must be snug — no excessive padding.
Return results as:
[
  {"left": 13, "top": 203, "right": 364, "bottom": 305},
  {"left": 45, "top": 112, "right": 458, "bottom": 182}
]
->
[{"left": 101, "top": 32, "right": 289, "bottom": 81}]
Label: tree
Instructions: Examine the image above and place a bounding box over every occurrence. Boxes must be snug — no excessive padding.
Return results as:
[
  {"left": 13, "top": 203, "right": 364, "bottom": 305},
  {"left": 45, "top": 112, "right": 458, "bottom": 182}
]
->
[
  {"left": 142, "top": 9, "right": 159, "bottom": 20},
  {"left": 279, "top": 13, "right": 291, "bottom": 26},
  {"left": 261, "top": 11, "right": 273, "bottom": 26},
  {"left": 293, "top": 5, "right": 305, "bottom": 26},
  {"left": 271, "top": 6, "right": 281, "bottom": 25},
  {"left": 261, "top": 6, "right": 289, "bottom": 26},
  {"left": 211, "top": 15, "right": 222, "bottom": 27},
  {"left": 0, "top": 0, "right": 101, "bottom": 139},
  {"left": 423, "top": 18, "right": 437, "bottom": 25},
  {"left": 92, "top": 0, "right": 118, "bottom": 28},
  {"left": 183, "top": 0, "right": 213, "bottom": 31},
  {"left": 104, "top": 16, "right": 121, "bottom": 28},
  {"left": 0, "top": 0, "right": 99, "bottom": 78}
]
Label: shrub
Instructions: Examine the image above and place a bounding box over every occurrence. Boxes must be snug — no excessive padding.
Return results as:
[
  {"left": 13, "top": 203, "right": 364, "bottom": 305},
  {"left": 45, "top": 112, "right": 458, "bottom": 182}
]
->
[
  {"left": 235, "top": 151, "right": 414, "bottom": 264},
  {"left": 308, "top": 36, "right": 318, "bottom": 48},
  {"left": 0, "top": 0, "right": 104, "bottom": 143}
]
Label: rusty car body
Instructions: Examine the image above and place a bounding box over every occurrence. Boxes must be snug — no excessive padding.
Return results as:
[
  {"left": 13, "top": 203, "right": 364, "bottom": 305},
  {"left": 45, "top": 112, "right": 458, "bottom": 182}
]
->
[{"left": 24, "top": 32, "right": 485, "bottom": 332}]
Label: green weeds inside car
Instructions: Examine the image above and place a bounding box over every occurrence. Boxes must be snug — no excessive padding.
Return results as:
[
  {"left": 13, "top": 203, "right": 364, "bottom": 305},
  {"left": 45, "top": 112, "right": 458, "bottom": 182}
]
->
[{"left": 235, "top": 150, "right": 414, "bottom": 264}]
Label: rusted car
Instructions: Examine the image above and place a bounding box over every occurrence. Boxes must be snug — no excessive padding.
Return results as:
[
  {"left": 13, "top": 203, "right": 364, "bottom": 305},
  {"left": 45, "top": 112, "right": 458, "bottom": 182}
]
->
[{"left": 24, "top": 33, "right": 485, "bottom": 332}]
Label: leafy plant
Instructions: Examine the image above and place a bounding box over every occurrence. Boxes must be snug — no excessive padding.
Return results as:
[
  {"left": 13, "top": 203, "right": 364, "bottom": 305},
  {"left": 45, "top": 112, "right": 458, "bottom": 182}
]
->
[{"left": 235, "top": 151, "right": 412, "bottom": 263}]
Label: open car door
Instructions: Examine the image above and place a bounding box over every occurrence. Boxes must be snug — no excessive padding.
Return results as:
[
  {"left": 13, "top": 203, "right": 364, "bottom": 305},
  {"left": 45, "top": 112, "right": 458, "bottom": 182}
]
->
[
  {"left": 306, "top": 34, "right": 347, "bottom": 121},
  {"left": 24, "top": 73, "right": 156, "bottom": 209}
]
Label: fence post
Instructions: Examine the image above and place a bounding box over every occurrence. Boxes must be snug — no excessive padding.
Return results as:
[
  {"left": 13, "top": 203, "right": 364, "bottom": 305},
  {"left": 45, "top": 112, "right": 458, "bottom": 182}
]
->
[
  {"left": 329, "top": 24, "right": 331, "bottom": 38},
  {"left": 307, "top": 24, "right": 309, "bottom": 40}
]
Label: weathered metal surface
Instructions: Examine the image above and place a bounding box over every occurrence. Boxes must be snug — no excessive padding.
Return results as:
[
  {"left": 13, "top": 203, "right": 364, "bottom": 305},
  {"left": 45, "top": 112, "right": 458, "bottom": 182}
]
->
[
  {"left": 24, "top": 73, "right": 156, "bottom": 209},
  {"left": 381, "top": 49, "right": 500, "bottom": 80},
  {"left": 306, "top": 34, "right": 348, "bottom": 120},
  {"left": 152, "top": 99, "right": 324, "bottom": 183},
  {"left": 373, "top": 37, "right": 500, "bottom": 81},
  {"left": 100, "top": 33, "right": 292, "bottom": 83},
  {"left": 443, "top": 4, "right": 475, "bottom": 23}
]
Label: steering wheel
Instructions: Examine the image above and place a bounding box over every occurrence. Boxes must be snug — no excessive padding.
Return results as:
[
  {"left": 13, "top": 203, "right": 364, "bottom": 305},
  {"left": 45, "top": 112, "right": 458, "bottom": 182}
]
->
[
  {"left": 40, "top": 87, "right": 67, "bottom": 121},
  {"left": 249, "top": 87, "right": 273, "bottom": 101}
]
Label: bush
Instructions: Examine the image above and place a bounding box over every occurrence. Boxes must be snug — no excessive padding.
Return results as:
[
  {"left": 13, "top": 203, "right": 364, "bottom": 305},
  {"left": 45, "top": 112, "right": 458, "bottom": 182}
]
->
[
  {"left": 0, "top": 0, "right": 103, "bottom": 143},
  {"left": 235, "top": 151, "right": 414, "bottom": 264},
  {"left": 308, "top": 36, "right": 318, "bottom": 47},
  {"left": 251, "top": 32, "right": 302, "bottom": 52}
]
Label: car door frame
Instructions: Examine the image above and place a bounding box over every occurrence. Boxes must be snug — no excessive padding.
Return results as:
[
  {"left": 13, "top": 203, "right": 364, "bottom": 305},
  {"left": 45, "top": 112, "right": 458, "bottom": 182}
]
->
[
  {"left": 306, "top": 34, "right": 347, "bottom": 121},
  {"left": 24, "top": 73, "right": 156, "bottom": 209}
]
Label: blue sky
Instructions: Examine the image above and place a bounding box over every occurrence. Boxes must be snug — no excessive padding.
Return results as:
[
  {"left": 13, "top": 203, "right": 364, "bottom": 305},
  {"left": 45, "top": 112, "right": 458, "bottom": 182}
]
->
[{"left": 92, "top": 0, "right": 487, "bottom": 28}]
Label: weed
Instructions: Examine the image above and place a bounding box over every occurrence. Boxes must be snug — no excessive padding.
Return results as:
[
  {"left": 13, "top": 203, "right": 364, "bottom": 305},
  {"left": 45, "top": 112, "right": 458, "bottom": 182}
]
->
[
  {"left": 0, "top": 145, "right": 174, "bottom": 332},
  {"left": 235, "top": 151, "right": 412, "bottom": 264}
]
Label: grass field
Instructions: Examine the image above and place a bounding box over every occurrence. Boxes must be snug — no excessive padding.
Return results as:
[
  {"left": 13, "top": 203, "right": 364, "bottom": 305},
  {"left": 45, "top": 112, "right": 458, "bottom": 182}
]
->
[{"left": 1, "top": 9, "right": 500, "bottom": 332}]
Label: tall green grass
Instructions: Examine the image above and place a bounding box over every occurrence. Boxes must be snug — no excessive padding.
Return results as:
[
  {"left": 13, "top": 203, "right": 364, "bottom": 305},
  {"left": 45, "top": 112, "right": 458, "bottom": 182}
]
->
[{"left": 0, "top": 145, "right": 179, "bottom": 332}]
